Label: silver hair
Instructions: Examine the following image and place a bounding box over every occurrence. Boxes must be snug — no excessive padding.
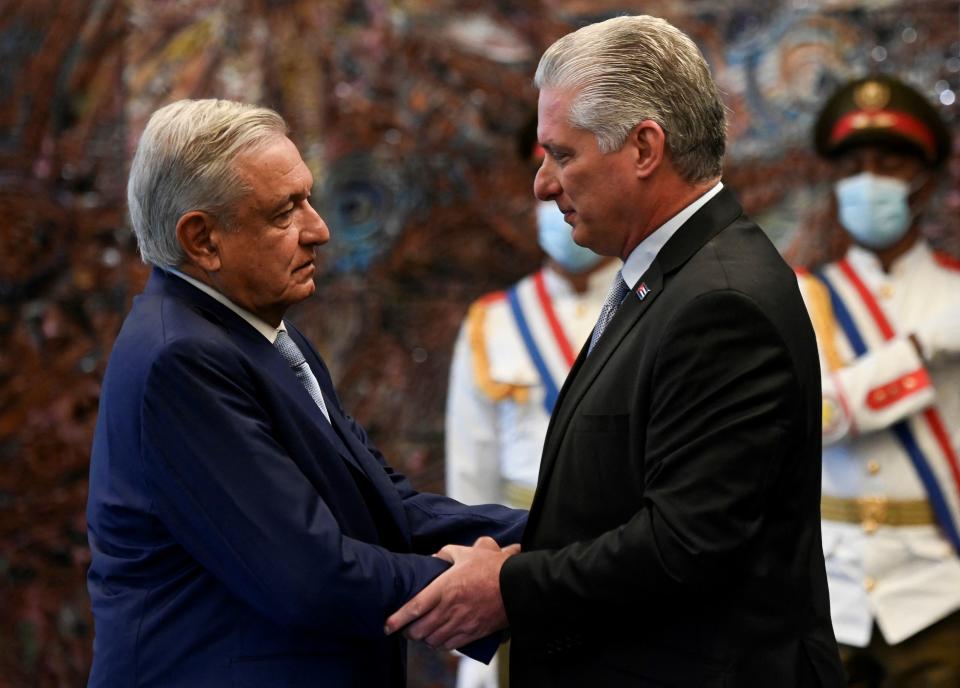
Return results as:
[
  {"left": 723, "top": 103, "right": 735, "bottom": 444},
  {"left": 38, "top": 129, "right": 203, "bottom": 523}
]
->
[
  {"left": 534, "top": 15, "right": 726, "bottom": 183},
  {"left": 127, "top": 99, "right": 289, "bottom": 268}
]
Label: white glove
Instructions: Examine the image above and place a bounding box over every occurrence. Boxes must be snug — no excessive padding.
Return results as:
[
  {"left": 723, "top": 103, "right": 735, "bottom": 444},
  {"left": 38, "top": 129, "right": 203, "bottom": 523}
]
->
[
  {"left": 914, "top": 302, "right": 960, "bottom": 366},
  {"left": 455, "top": 653, "right": 500, "bottom": 688}
]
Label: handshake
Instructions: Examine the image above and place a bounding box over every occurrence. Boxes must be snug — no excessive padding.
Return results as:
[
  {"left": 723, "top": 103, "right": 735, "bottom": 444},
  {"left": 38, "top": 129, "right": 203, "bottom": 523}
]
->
[{"left": 384, "top": 536, "right": 521, "bottom": 651}]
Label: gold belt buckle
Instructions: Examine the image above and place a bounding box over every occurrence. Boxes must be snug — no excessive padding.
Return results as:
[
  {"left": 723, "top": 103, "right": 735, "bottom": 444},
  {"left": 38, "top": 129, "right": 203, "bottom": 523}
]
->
[{"left": 858, "top": 496, "right": 889, "bottom": 533}]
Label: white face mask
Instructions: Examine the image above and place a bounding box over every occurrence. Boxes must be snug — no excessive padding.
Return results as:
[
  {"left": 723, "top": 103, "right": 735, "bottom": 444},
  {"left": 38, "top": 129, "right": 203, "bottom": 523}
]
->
[
  {"left": 833, "top": 172, "right": 913, "bottom": 250},
  {"left": 536, "top": 201, "right": 603, "bottom": 273}
]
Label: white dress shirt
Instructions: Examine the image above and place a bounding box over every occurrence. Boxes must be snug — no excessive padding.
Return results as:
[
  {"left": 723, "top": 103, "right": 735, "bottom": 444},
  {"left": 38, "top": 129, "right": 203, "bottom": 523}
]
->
[{"left": 621, "top": 181, "right": 723, "bottom": 288}]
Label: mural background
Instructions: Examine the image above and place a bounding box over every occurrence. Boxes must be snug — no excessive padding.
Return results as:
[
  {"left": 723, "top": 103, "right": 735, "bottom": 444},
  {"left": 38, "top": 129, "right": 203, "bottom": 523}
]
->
[{"left": 0, "top": 0, "right": 957, "bottom": 685}]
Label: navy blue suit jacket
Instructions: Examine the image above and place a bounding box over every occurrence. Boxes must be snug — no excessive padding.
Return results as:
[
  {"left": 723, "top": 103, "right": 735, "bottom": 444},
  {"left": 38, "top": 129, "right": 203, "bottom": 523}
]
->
[{"left": 86, "top": 268, "right": 525, "bottom": 687}]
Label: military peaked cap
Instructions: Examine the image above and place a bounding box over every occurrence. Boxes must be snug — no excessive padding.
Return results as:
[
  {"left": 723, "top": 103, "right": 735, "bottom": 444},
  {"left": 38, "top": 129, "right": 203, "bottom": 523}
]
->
[{"left": 814, "top": 75, "right": 952, "bottom": 166}]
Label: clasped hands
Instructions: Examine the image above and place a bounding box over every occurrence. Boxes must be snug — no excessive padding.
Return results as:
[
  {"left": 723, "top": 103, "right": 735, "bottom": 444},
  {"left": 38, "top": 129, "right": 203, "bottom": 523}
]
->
[{"left": 384, "top": 536, "right": 520, "bottom": 650}]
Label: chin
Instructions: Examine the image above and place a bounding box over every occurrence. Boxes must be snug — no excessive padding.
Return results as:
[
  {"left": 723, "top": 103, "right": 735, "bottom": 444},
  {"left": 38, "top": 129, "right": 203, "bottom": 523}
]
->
[{"left": 571, "top": 227, "right": 596, "bottom": 251}]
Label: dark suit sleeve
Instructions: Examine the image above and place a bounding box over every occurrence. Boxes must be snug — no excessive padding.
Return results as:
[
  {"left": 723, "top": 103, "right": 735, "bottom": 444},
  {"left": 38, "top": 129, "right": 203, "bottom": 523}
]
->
[
  {"left": 140, "top": 337, "right": 452, "bottom": 639},
  {"left": 501, "top": 290, "right": 799, "bottom": 628},
  {"left": 288, "top": 323, "right": 527, "bottom": 553},
  {"left": 337, "top": 412, "right": 527, "bottom": 552}
]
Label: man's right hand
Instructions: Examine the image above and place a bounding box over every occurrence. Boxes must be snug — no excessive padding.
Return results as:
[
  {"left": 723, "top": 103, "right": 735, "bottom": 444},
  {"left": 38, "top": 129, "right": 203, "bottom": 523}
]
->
[{"left": 384, "top": 537, "right": 519, "bottom": 651}]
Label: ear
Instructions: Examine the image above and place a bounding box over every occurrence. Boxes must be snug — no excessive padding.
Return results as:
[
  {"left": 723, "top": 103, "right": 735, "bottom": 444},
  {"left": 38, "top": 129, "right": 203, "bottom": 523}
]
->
[
  {"left": 176, "top": 211, "right": 222, "bottom": 272},
  {"left": 628, "top": 120, "right": 666, "bottom": 179}
]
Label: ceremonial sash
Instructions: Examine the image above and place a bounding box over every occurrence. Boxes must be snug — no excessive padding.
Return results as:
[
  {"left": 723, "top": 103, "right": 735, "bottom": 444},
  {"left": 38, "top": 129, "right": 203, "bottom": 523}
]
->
[
  {"left": 507, "top": 271, "right": 577, "bottom": 414},
  {"left": 817, "top": 260, "right": 960, "bottom": 552}
]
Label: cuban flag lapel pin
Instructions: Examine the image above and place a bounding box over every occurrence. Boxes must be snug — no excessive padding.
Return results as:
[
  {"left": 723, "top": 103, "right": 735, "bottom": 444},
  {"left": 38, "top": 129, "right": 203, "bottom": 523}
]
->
[{"left": 635, "top": 282, "right": 651, "bottom": 301}]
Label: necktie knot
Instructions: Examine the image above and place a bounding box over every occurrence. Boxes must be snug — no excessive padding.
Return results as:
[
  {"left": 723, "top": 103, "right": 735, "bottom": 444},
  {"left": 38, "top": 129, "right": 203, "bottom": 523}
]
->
[
  {"left": 588, "top": 271, "right": 630, "bottom": 354},
  {"left": 274, "top": 330, "right": 306, "bottom": 368}
]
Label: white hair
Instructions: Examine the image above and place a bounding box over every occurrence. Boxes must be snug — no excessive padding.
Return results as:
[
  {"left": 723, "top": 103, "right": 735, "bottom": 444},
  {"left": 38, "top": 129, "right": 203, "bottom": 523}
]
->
[
  {"left": 535, "top": 15, "right": 726, "bottom": 183},
  {"left": 127, "top": 99, "right": 288, "bottom": 268}
]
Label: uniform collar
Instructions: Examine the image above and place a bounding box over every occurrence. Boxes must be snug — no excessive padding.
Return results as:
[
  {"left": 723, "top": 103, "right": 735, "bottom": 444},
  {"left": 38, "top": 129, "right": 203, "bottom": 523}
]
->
[{"left": 846, "top": 238, "right": 931, "bottom": 281}]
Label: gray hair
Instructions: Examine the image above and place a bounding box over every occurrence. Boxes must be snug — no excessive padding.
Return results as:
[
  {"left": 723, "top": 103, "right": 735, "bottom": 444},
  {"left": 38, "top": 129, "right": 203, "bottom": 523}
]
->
[
  {"left": 127, "top": 99, "right": 289, "bottom": 268},
  {"left": 535, "top": 15, "right": 726, "bottom": 183}
]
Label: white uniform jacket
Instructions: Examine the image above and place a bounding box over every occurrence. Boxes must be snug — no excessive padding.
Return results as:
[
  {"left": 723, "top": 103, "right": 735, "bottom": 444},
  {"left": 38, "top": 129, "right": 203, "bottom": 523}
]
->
[
  {"left": 445, "top": 262, "right": 618, "bottom": 509},
  {"left": 797, "top": 241, "right": 960, "bottom": 647}
]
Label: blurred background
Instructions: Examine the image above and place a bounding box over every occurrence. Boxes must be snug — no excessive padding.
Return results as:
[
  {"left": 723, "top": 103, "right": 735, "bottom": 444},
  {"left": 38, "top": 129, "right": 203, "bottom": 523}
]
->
[{"left": 0, "top": 0, "right": 958, "bottom": 685}]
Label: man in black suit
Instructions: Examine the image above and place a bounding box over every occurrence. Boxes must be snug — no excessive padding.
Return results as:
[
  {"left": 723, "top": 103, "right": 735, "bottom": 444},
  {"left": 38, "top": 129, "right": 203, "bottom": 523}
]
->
[{"left": 387, "top": 15, "right": 844, "bottom": 686}]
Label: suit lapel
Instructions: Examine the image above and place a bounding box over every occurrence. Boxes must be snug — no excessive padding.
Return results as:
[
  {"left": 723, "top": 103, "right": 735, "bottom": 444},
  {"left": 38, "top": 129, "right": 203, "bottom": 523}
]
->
[
  {"left": 531, "top": 263, "right": 664, "bottom": 516},
  {"left": 528, "top": 188, "right": 744, "bottom": 521},
  {"left": 148, "top": 269, "right": 371, "bottom": 477},
  {"left": 246, "top": 336, "right": 372, "bottom": 476},
  {"left": 287, "top": 326, "right": 413, "bottom": 547},
  {"left": 151, "top": 269, "right": 412, "bottom": 544}
]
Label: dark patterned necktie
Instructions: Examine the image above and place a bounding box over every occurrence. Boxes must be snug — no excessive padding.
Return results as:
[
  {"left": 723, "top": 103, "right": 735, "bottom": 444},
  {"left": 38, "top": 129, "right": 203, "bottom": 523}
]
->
[{"left": 588, "top": 271, "right": 630, "bottom": 354}]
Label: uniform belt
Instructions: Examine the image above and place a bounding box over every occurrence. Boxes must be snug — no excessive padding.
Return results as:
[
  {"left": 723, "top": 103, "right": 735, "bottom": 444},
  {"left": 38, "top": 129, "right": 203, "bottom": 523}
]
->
[
  {"left": 821, "top": 494, "right": 936, "bottom": 531},
  {"left": 503, "top": 480, "right": 535, "bottom": 510}
]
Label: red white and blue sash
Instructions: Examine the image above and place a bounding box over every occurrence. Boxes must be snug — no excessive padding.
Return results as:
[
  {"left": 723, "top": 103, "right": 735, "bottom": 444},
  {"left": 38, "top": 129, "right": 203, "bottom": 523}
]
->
[
  {"left": 817, "top": 259, "right": 960, "bottom": 552},
  {"left": 507, "top": 271, "right": 577, "bottom": 414}
]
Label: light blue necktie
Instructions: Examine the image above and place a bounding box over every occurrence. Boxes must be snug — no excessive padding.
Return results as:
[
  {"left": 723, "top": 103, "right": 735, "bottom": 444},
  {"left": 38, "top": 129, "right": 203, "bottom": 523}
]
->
[
  {"left": 274, "top": 329, "right": 331, "bottom": 423},
  {"left": 588, "top": 271, "right": 630, "bottom": 354}
]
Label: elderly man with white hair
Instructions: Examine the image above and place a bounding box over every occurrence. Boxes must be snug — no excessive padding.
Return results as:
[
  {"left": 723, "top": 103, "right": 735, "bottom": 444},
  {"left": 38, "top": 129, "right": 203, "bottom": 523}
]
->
[{"left": 85, "top": 98, "right": 525, "bottom": 687}]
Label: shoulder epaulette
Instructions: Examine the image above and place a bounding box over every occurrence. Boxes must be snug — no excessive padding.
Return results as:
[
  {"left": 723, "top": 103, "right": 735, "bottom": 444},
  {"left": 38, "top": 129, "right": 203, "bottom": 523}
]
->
[
  {"left": 466, "top": 298, "right": 529, "bottom": 404},
  {"left": 933, "top": 251, "right": 960, "bottom": 273},
  {"left": 479, "top": 290, "right": 507, "bottom": 305},
  {"left": 797, "top": 269, "right": 843, "bottom": 372}
]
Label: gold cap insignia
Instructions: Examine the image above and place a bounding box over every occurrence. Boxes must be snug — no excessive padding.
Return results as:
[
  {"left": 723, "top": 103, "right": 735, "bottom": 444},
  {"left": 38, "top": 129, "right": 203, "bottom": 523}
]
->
[{"left": 854, "top": 81, "right": 890, "bottom": 112}]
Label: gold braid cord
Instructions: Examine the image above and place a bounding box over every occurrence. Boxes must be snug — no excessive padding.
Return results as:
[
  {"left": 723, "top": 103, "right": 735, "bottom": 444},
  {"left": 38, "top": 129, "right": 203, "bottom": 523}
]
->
[{"left": 466, "top": 299, "right": 530, "bottom": 404}]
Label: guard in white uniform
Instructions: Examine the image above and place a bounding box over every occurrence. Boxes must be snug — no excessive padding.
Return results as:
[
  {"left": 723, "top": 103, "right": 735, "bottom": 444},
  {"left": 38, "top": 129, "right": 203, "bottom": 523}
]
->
[
  {"left": 798, "top": 75, "right": 960, "bottom": 687},
  {"left": 446, "top": 226, "right": 618, "bottom": 511}
]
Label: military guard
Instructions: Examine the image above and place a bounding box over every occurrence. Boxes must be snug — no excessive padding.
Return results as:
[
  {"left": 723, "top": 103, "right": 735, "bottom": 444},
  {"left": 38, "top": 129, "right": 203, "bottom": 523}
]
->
[{"left": 797, "top": 75, "right": 960, "bottom": 686}]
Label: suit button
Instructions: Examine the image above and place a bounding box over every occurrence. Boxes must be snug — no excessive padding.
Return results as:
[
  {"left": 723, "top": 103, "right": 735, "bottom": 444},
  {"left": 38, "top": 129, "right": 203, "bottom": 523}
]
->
[
  {"left": 867, "top": 460, "right": 881, "bottom": 475},
  {"left": 879, "top": 284, "right": 894, "bottom": 298},
  {"left": 864, "top": 576, "right": 876, "bottom": 592},
  {"left": 863, "top": 518, "right": 878, "bottom": 534}
]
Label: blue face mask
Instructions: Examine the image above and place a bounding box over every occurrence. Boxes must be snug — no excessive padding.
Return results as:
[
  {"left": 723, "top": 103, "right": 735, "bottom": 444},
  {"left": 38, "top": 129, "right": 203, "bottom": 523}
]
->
[
  {"left": 833, "top": 172, "right": 913, "bottom": 250},
  {"left": 537, "top": 201, "right": 603, "bottom": 273}
]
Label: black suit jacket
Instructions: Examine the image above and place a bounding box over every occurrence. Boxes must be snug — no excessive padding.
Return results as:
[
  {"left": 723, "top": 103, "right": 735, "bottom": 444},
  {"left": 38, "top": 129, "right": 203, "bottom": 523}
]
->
[{"left": 500, "top": 189, "right": 844, "bottom": 687}]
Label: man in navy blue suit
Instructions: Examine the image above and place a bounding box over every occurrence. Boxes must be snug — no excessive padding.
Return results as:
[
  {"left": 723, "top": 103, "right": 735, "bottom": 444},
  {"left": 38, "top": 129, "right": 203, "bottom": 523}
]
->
[{"left": 85, "top": 98, "right": 526, "bottom": 687}]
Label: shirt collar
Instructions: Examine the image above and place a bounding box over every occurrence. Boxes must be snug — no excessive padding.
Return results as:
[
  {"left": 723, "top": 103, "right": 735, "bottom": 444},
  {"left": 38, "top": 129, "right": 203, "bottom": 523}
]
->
[
  {"left": 165, "top": 267, "right": 284, "bottom": 342},
  {"left": 621, "top": 181, "right": 723, "bottom": 289}
]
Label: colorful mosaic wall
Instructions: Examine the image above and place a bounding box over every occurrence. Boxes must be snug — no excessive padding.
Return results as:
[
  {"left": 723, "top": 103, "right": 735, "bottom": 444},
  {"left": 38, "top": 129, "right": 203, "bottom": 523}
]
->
[{"left": 1, "top": 1, "right": 957, "bottom": 685}]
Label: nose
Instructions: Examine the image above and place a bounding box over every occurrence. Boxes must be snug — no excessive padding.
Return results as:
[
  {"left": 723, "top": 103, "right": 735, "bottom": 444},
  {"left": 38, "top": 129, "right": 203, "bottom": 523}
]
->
[
  {"left": 533, "top": 157, "right": 560, "bottom": 201},
  {"left": 301, "top": 200, "right": 330, "bottom": 246}
]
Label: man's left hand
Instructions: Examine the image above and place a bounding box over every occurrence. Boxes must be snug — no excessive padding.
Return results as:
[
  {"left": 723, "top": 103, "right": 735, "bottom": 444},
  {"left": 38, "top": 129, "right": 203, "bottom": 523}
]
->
[{"left": 384, "top": 537, "right": 519, "bottom": 650}]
